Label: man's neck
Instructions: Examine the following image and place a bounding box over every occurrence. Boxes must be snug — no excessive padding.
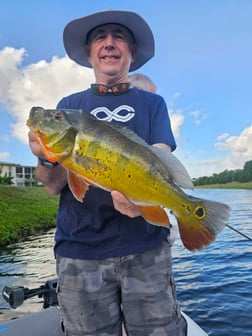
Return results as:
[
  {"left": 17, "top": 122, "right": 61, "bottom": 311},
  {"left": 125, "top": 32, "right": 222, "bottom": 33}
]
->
[{"left": 94, "top": 72, "right": 129, "bottom": 85}]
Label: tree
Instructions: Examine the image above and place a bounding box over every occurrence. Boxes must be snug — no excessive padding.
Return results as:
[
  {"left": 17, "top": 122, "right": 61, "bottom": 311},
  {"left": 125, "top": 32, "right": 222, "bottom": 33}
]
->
[
  {"left": 0, "top": 170, "right": 14, "bottom": 185},
  {"left": 243, "top": 160, "right": 252, "bottom": 181}
]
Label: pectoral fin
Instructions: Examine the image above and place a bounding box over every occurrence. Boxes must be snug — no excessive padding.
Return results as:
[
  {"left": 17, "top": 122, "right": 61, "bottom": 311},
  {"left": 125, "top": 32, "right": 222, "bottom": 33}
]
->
[
  {"left": 74, "top": 153, "right": 109, "bottom": 171},
  {"left": 138, "top": 205, "right": 170, "bottom": 228},
  {"left": 68, "top": 171, "right": 89, "bottom": 202}
]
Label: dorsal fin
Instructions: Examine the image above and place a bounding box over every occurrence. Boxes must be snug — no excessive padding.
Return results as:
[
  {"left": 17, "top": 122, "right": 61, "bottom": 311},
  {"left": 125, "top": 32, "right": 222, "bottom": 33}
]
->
[
  {"left": 150, "top": 147, "right": 193, "bottom": 190},
  {"left": 107, "top": 123, "right": 149, "bottom": 147}
]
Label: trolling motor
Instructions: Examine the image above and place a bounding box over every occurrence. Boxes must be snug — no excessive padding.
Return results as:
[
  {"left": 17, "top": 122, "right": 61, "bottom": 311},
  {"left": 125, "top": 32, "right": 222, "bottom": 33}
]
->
[{"left": 2, "top": 278, "right": 58, "bottom": 309}]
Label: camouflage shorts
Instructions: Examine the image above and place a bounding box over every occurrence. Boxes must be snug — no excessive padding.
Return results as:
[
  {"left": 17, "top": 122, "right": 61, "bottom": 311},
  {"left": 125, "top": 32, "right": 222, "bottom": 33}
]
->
[{"left": 56, "top": 240, "right": 187, "bottom": 336}]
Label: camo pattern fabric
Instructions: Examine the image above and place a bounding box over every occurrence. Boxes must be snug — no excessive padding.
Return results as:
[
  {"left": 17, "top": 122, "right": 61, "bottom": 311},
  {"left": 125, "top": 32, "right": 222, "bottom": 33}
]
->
[{"left": 56, "top": 240, "right": 187, "bottom": 336}]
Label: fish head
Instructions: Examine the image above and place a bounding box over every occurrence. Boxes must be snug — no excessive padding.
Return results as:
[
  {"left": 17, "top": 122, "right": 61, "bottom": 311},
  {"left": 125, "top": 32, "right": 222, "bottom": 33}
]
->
[{"left": 27, "top": 107, "right": 78, "bottom": 162}]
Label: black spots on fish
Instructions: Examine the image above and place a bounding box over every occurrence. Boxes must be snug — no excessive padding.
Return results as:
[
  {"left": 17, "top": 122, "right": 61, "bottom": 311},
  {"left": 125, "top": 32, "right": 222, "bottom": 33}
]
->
[
  {"left": 152, "top": 180, "right": 159, "bottom": 192},
  {"left": 194, "top": 206, "right": 206, "bottom": 220},
  {"left": 181, "top": 203, "right": 192, "bottom": 214},
  {"left": 180, "top": 202, "right": 206, "bottom": 220}
]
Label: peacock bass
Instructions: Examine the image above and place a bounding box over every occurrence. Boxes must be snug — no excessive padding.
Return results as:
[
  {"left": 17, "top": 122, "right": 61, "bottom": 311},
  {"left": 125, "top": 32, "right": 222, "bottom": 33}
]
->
[{"left": 27, "top": 106, "right": 230, "bottom": 251}]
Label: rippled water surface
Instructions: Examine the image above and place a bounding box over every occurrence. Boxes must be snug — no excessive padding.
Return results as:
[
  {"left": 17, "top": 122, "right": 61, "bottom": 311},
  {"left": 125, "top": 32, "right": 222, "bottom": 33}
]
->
[{"left": 0, "top": 189, "right": 252, "bottom": 335}]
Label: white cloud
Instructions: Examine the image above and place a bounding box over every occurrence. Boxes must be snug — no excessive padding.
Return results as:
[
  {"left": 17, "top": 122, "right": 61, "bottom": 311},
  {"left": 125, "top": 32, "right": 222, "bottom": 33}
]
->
[
  {"left": 215, "top": 125, "right": 252, "bottom": 168},
  {"left": 179, "top": 126, "right": 252, "bottom": 178},
  {"left": 190, "top": 109, "right": 207, "bottom": 125},
  {"left": 169, "top": 110, "right": 184, "bottom": 139},
  {"left": 0, "top": 47, "right": 95, "bottom": 144},
  {"left": 0, "top": 152, "right": 10, "bottom": 160},
  {"left": 167, "top": 91, "right": 181, "bottom": 109},
  {"left": 217, "top": 133, "right": 229, "bottom": 141}
]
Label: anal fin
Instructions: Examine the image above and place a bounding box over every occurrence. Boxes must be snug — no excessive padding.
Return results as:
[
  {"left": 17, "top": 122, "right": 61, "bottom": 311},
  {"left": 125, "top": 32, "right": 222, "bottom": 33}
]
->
[{"left": 138, "top": 205, "right": 170, "bottom": 228}]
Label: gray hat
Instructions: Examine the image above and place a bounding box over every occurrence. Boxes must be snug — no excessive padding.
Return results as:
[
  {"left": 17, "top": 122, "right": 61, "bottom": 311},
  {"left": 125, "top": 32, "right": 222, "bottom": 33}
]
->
[{"left": 63, "top": 10, "right": 155, "bottom": 72}]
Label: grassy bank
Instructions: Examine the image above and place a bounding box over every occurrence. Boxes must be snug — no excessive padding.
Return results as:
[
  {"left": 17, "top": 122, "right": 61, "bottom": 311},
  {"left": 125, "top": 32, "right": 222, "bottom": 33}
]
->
[
  {"left": 195, "top": 181, "right": 252, "bottom": 189},
  {"left": 0, "top": 185, "right": 59, "bottom": 247}
]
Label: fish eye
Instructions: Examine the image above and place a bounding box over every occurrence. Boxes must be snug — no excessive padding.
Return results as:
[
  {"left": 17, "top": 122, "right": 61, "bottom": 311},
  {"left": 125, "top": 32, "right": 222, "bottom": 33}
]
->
[
  {"left": 194, "top": 206, "right": 206, "bottom": 219},
  {"left": 54, "top": 111, "right": 64, "bottom": 121}
]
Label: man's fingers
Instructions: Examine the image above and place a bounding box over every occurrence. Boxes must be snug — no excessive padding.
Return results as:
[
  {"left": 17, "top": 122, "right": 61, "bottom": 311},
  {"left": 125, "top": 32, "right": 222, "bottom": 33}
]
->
[{"left": 111, "top": 191, "right": 141, "bottom": 218}]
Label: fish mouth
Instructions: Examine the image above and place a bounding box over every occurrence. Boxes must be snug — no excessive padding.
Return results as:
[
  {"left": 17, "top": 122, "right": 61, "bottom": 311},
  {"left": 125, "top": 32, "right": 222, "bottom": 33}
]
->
[{"left": 33, "top": 127, "right": 75, "bottom": 163}]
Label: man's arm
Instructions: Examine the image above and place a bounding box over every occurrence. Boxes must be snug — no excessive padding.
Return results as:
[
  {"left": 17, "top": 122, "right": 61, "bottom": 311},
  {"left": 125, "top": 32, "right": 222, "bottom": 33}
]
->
[{"left": 29, "top": 131, "right": 67, "bottom": 195}]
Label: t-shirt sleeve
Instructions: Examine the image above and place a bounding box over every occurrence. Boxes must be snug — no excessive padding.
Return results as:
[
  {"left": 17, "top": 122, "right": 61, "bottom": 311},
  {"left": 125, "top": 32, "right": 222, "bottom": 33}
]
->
[{"left": 150, "top": 97, "right": 176, "bottom": 151}]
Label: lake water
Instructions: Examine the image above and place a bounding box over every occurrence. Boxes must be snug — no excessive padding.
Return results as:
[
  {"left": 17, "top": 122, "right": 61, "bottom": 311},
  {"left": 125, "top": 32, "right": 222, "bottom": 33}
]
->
[{"left": 0, "top": 189, "right": 252, "bottom": 335}]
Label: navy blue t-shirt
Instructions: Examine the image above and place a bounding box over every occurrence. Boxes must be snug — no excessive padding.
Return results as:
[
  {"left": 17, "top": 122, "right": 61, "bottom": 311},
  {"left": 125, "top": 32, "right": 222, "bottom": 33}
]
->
[{"left": 54, "top": 87, "right": 176, "bottom": 259}]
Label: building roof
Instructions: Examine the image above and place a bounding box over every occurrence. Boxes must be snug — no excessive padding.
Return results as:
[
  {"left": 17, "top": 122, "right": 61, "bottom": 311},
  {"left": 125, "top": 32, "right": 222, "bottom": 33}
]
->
[{"left": 0, "top": 161, "right": 35, "bottom": 167}]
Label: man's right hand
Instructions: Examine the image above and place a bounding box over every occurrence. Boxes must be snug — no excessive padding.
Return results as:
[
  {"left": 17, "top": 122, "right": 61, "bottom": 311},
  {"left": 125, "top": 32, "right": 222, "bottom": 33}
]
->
[
  {"left": 28, "top": 131, "right": 68, "bottom": 195},
  {"left": 28, "top": 131, "right": 44, "bottom": 158}
]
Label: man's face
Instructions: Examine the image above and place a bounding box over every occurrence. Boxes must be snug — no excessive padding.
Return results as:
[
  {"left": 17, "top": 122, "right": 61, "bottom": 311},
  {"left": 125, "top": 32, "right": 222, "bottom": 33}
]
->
[{"left": 86, "top": 24, "right": 136, "bottom": 81}]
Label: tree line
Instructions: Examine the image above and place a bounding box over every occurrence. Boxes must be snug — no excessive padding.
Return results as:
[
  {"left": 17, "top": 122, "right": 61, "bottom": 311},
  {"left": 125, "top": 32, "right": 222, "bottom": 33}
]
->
[{"left": 193, "top": 160, "right": 252, "bottom": 186}]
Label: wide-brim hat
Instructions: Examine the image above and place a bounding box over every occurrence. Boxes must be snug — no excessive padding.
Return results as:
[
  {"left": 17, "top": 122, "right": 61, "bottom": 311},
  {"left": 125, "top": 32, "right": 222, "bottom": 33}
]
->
[{"left": 63, "top": 10, "right": 155, "bottom": 72}]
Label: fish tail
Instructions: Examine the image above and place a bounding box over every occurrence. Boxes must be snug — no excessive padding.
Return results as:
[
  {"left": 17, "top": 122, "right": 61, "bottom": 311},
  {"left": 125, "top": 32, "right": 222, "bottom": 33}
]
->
[{"left": 176, "top": 198, "right": 230, "bottom": 251}]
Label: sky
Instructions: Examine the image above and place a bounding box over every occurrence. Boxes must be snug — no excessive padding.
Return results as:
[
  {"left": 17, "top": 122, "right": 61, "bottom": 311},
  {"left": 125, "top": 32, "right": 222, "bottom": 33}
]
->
[{"left": 0, "top": 0, "right": 251, "bottom": 178}]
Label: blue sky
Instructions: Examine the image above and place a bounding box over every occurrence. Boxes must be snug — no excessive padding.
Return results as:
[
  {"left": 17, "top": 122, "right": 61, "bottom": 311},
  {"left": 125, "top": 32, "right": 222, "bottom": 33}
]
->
[{"left": 0, "top": 0, "right": 251, "bottom": 178}]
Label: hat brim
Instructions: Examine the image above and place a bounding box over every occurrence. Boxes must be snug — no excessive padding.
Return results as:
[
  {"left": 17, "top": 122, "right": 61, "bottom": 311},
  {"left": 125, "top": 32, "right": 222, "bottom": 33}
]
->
[{"left": 63, "top": 10, "right": 155, "bottom": 72}]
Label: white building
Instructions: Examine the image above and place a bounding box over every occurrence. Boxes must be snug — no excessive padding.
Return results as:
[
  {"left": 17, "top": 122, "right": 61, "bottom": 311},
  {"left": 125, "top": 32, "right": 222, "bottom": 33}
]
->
[{"left": 0, "top": 161, "right": 37, "bottom": 186}]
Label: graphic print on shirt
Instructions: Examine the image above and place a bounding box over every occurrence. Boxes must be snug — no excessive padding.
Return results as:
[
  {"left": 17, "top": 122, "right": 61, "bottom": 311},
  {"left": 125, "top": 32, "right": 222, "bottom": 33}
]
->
[{"left": 90, "top": 105, "right": 135, "bottom": 122}]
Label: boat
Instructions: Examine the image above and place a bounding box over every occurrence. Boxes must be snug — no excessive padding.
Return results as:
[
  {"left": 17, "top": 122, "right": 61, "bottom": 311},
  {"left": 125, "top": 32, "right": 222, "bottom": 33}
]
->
[{"left": 0, "top": 279, "right": 208, "bottom": 335}]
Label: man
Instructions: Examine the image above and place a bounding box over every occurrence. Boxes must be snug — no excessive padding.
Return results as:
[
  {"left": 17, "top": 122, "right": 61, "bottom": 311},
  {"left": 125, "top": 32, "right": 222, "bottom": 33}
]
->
[
  {"left": 128, "top": 73, "right": 157, "bottom": 93},
  {"left": 28, "top": 10, "right": 187, "bottom": 336}
]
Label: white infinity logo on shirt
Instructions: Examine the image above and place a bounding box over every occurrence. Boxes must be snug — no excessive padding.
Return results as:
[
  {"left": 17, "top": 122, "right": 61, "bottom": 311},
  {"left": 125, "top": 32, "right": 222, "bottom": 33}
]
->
[{"left": 90, "top": 105, "right": 135, "bottom": 122}]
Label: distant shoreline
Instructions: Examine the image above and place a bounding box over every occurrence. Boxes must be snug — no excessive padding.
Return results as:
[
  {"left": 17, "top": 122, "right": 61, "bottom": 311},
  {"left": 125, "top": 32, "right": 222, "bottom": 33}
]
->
[{"left": 195, "top": 181, "right": 252, "bottom": 190}]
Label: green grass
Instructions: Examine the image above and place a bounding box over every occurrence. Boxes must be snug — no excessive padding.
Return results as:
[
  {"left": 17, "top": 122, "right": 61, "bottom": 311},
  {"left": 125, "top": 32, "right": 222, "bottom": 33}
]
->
[
  {"left": 195, "top": 181, "right": 252, "bottom": 189},
  {"left": 0, "top": 185, "right": 59, "bottom": 247}
]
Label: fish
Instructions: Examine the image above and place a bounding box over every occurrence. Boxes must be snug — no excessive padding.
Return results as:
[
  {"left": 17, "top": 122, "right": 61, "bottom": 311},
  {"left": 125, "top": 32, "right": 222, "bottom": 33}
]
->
[{"left": 27, "top": 106, "right": 230, "bottom": 251}]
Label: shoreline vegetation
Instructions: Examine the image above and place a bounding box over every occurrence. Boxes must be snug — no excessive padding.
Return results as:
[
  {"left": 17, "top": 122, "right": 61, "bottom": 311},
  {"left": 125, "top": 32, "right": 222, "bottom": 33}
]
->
[
  {"left": 0, "top": 185, "right": 59, "bottom": 248},
  {"left": 195, "top": 181, "right": 252, "bottom": 189},
  {"left": 0, "top": 182, "right": 251, "bottom": 248}
]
